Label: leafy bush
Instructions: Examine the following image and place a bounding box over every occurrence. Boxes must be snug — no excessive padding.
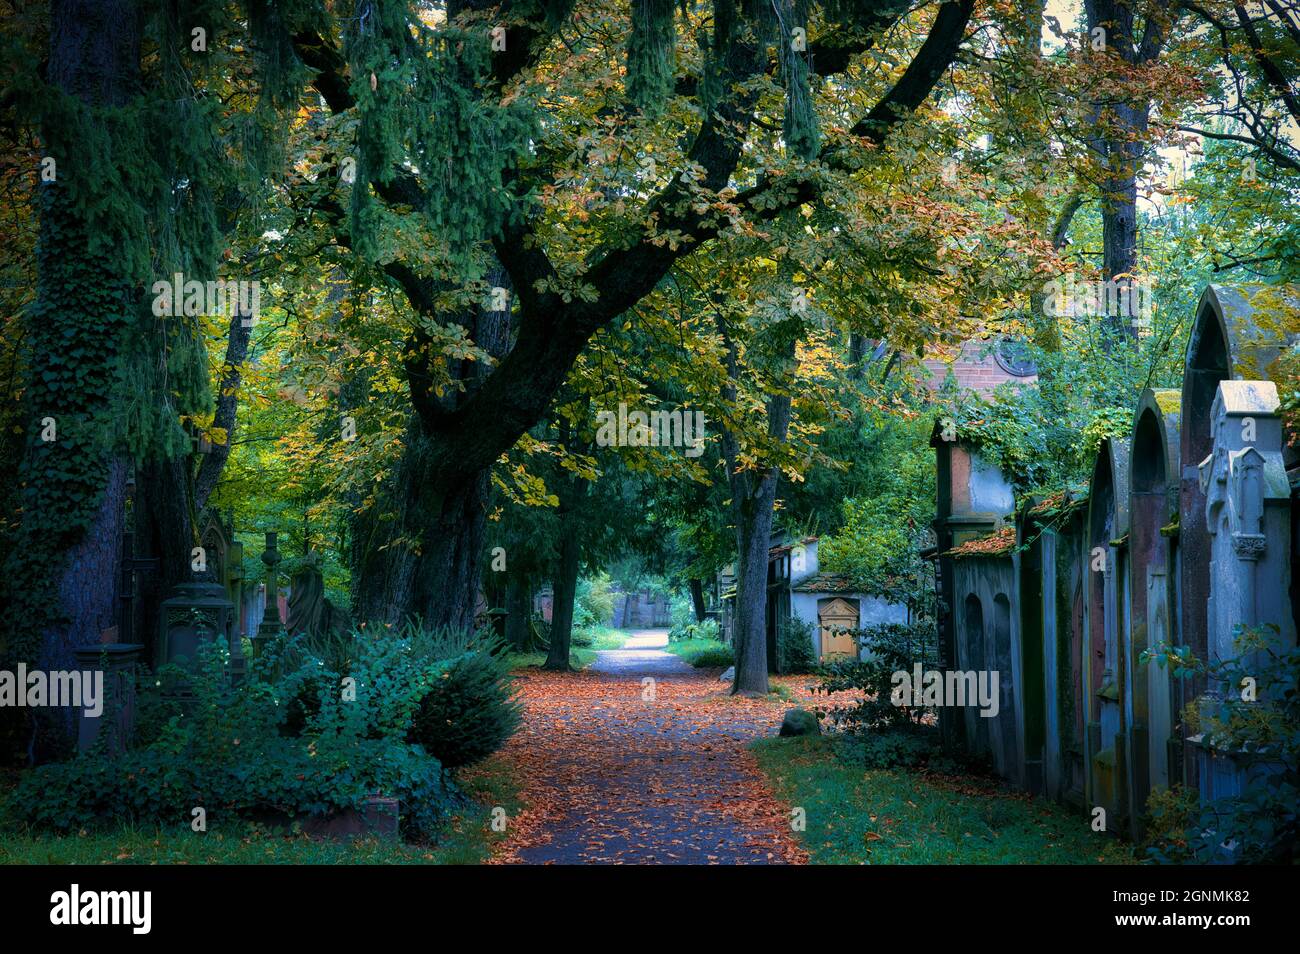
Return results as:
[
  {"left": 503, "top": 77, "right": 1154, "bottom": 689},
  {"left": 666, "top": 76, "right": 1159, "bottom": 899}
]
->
[
  {"left": 814, "top": 621, "right": 937, "bottom": 733},
  {"left": 665, "top": 637, "right": 732, "bottom": 668},
  {"left": 1144, "top": 629, "right": 1300, "bottom": 864},
  {"left": 835, "top": 725, "right": 938, "bottom": 769},
  {"left": 574, "top": 573, "right": 615, "bottom": 628},
  {"left": 8, "top": 638, "right": 457, "bottom": 839},
  {"left": 1141, "top": 785, "right": 1200, "bottom": 863},
  {"left": 777, "top": 617, "right": 818, "bottom": 674},
  {"left": 669, "top": 618, "right": 720, "bottom": 643},
  {"left": 409, "top": 650, "right": 522, "bottom": 770},
  {"left": 668, "top": 598, "right": 695, "bottom": 635},
  {"left": 834, "top": 724, "right": 983, "bottom": 774}
]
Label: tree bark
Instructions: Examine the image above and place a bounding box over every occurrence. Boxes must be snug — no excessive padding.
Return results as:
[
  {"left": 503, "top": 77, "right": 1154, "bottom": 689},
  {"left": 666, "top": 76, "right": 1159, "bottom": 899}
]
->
[
  {"left": 728, "top": 468, "right": 783, "bottom": 695},
  {"left": 349, "top": 428, "right": 491, "bottom": 631},
  {"left": 2, "top": 0, "right": 142, "bottom": 759},
  {"left": 1084, "top": 0, "right": 1173, "bottom": 340},
  {"left": 503, "top": 575, "right": 532, "bottom": 651},
  {"left": 716, "top": 317, "right": 794, "bottom": 696},
  {"left": 689, "top": 578, "right": 708, "bottom": 623},
  {"left": 544, "top": 513, "right": 581, "bottom": 670}
]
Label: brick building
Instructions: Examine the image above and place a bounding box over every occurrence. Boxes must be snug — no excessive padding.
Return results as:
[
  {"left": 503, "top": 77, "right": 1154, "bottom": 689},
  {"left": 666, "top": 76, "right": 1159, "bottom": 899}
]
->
[{"left": 923, "top": 339, "right": 1038, "bottom": 393}]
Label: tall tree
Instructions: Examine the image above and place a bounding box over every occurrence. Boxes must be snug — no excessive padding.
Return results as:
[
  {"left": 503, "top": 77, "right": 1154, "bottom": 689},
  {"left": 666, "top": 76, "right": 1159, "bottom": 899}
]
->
[
  {"left": 6, "top": 0, "right": 143, "bottom": 754},
  {"left": 288, "top": 0, "right": 978, "bottom": 633},
  {"left": 1084, "top": 0, "right": 1176, "bottom": 336}
]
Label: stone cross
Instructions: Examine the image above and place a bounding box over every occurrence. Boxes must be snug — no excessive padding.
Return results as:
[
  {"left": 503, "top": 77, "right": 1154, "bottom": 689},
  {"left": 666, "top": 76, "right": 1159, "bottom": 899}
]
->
[{"left": 253, "top": 532, "right": 284, "bottom": 653}]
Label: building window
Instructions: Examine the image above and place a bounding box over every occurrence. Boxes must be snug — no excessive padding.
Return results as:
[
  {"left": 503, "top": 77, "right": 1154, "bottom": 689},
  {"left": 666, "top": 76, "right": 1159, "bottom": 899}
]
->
[{"left": 994, "top": 337, "right": 1037, "bottom": 377}]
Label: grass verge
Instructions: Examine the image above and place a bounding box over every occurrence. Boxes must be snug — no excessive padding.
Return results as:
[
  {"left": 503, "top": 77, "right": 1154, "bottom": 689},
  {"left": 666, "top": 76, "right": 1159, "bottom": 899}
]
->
[
  {"left": 506, "top": 647, "right": 596, "bottom": 670},
  {"left": 751, "top": 736, "right": 1134, "bottom": 864},
  {"left": 665, "top": 637, "right": 733, "bottom": 668},
  {"left": 0, "top": 754, "right": 520, "bottom": 865},
  {"left": 581, "top": 626, "right": 631, "bottom": 650}
]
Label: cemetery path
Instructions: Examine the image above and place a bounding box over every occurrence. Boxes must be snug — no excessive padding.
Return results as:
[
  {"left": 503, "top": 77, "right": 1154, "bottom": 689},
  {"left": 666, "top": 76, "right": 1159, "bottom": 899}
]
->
[{"left": 491, "top": 629, "right": 810, "bottom": 865}]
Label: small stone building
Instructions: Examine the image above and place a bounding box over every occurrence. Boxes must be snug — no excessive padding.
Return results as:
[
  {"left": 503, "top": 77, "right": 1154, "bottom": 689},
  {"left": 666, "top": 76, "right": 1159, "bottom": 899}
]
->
[
  {"left": 718, "top": 536, "right": 908, "bottom": 670},
  {"left": 769, "top": 537, "right": 909, "bottom": 667}
]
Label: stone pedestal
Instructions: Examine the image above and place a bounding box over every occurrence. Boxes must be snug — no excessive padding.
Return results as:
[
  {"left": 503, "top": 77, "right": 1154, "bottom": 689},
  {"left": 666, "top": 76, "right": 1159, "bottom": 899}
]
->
[
  {"left": 70, "top": 643, "right": 143, "bottom": 755},
  {"left": 157, "top": 582, "right": 237, "bottom": 671},
  {"left": 251, "top": 532, "right": 285, "bottom": 660},
  {"left": 301, "top": 795, "right": 400, "bottom": 840}
]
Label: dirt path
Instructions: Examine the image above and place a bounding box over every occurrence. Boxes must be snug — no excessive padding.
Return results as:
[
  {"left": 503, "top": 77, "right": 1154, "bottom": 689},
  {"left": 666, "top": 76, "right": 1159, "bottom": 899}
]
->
[{"left": 493, "top": 630, "right": 809, "bottom": 865}]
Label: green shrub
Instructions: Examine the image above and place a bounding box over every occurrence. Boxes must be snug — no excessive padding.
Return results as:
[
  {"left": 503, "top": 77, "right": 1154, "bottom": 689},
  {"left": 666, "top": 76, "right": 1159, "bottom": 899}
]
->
[
  {"left": 1141, "top": 785, "right": 1200, "bottom": 863},
  {"left": 834, "top": 724, "right": 978, "bottom": 774},
  {"left": 665, "top": 637, "right": 733, "bottom": 668},
  {"left": 669, "top": 617, "right": 721, "bottom": 643},
  {"left": 814, "top": 620, "right": 937, "bottom": 733},
  {"left": 575, "top": 574, "right": 615, "bottom": 628},
  {"left": 835, "top": 726, "right": 939, "bottom": 769},
  {"left": 11, "top": 732, "right": 450, "bottom": 839},
  {"left": 777, "top": 617, "right": 818, "bottom": 674},
  {"left": 1144, "top": 630, "right": 1300, "bottom": 864},
  {"left": 668, "top": 598, "right": 694, "bottom": 635},
  {"left": 8, "top": 638, "right": 457, "bottom": 839},
  {"left": 409, "top": 650, "right": 522, "bottom": 770}
]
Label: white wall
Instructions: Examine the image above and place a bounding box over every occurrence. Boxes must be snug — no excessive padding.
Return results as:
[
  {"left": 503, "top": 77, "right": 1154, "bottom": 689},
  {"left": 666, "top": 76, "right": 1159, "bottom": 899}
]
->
[
  {"left": 791, "top": 592, "right": 909, "bottom": 659},
  {"left": 968, "top": 451, "right": 1015, "bottom": 515}
]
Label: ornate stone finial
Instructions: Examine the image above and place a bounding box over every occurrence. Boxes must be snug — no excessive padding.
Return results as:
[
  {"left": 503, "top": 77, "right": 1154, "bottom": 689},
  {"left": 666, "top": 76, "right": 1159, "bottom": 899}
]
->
[
  {"left": 261, "top": 531, "right": 282, "bottom": 569},
  {"left": 256, "top": 532, "right": 284, "bottom": 636}
]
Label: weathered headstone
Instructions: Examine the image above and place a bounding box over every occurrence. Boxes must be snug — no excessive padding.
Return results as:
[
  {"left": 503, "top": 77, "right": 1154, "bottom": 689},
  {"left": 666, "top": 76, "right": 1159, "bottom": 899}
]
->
[
  {"left": 286, "top": 554, "right": 351, "bottom": 639},
  {"left": 1195, "top": 379, "right": 1295, "bottom": 800},
  {"left": 1201, "top": 380, "right": 1295, "bottom": 661},
  {"left": 71, "top": 641, "right": 142, "bottom": 754}
]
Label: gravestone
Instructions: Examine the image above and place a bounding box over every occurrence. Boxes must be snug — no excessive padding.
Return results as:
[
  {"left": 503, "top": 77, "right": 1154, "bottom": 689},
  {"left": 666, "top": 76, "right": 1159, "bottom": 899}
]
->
[
  {"left": 1179, "top": 285, "right": 1298, "bottom": 795},
  {"left": 72, "top": 641, "right": 142, "bottom": 755},
  {"left": 1084, "top": 437, "right": 1130, "bottom": 831},
  {"left": 286, "top": 553, "right": 351, "bottom": 639},
  {"left": 1201, "top": 380, "right": 1294, "bottom": 658},
  {"left": 1196, "top": 379, "right": 1295, "bottom": 800},
  {"left": 1124, "top": 388, "right": 1181, "bottom": 833},
  {"left": 1022, "top": 490, "right": 1089, "bottom": 805}
]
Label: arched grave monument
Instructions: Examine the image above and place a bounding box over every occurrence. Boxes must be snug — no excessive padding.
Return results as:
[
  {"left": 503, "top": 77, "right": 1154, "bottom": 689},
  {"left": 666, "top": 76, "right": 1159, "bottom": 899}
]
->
[
  {"left": 1178, "top": 285, "right": 1298, "bottom": 793},
  {"left": 1084, "top": 437, "right": 1130, "bottom": 831},
  {"left": 1125, "top": 388, "right": 1181, "bottom": 834}
]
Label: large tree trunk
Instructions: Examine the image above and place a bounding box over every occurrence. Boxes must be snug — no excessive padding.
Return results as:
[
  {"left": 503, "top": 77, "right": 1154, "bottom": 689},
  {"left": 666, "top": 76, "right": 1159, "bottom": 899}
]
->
[
  {"left": 728, "top": 469, "right": 783, "bottom": 695},
  {"left": 349, "top": 430, "right": 490, "bottom": 631},
  {"left": 0, "top": 0, "right": 143, "bottom": 759},
  {"left": 689, "top": 578, "right": 708, "bottom": 623},
  {"left": 543, "top": 514, "right": 581, "bottom": 670},
  {"left": 1084, "top": 0, "right": 1170, "bottom": 341},
  {"left": 717, "top": 317, "right": 794, "bottom": 696},
  {"left": 503, "top": 576, "right": 532, "bottom": 650},
  {"left": 135, "top": 454, "right": 196, "bottom": 659},
  {"left": 349, "top": 264, "right": 510, "bottom": 629}
]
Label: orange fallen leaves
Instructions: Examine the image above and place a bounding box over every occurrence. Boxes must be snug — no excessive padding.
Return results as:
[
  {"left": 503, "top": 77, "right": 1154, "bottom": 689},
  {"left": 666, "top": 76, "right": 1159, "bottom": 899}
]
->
[{"left": 487, "top": 667, "right": 825, "bottom": 865}]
